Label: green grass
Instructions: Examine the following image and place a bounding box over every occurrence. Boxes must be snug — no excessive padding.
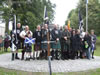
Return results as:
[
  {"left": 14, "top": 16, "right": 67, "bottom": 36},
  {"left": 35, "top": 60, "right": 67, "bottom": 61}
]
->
[
  {"left": 0, "top": 45, "right": 34, "bottom": 55},
  {"left": 94, "top": 36, "right": 100, "bottom": 56},
  {"left": 0, "top": 67, "right": 100, "bottom": 75},
  {"left": 0, "top": 67, "right": 49, "bottom": 75},
  {"left": 0, "top": 37, "right": 100, "bottom": 75}
]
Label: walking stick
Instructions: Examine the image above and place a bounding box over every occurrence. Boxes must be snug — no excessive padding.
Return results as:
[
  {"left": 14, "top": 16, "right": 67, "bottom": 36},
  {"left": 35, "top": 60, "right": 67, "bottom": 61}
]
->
[{"left": 47, "top": 30, "right": 52, "bottom": 75}]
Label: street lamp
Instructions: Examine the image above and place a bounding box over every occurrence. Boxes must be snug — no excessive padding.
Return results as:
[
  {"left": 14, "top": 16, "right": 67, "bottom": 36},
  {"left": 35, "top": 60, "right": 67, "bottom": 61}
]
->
[{"left": 86, "top": 0, "right": 88, "bottom": 32}]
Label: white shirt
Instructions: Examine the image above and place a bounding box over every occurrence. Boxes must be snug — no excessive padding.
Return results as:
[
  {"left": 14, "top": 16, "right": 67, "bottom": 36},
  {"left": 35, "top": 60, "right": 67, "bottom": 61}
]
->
[{"left": 20, "top": 30, "right": 33, "bottom": 38}]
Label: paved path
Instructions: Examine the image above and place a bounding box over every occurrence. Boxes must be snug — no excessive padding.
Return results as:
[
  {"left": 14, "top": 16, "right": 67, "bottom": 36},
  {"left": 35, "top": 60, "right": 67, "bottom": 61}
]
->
[{"left": 0, "top": 53, "right": 100, "bottom": 72}]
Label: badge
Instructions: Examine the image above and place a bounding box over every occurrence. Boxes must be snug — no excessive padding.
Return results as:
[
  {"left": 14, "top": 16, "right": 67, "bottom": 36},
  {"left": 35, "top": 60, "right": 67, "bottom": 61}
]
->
[
  {"left": 17, "top": 30, "right": 20, "bottom": 34},
  {"left": 38, "top": 32, "right": 40, "bottom": 36},
  {"left": 44, "top": 31, "right": 47, "bottom": 35},
  {"left": 55, "top": 30, "right": 58, "bottom": 34}
]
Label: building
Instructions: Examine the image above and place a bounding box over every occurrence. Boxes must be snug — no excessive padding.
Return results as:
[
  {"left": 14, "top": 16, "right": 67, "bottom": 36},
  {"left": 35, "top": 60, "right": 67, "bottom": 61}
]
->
[{"left": 0, "top": 21, "right": 5, "bottom": 37}]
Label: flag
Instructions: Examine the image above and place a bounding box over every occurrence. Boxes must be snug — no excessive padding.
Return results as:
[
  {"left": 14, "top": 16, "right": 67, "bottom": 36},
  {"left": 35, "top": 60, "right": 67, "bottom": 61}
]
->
[
  {"left": 44, "top": 6, "right": 49, "bottom": 24},
  {"left": 78, "top": 10, "right": 83, "bottom": 33},
  {"left": 25, "top": 37, "right": 35, "bottom": 44},
  {"left": 67, "top": 20, "right": 70, "bottom": 31},
  {"left": 44, "top": 6, "right": 48, "bottom": 20}
]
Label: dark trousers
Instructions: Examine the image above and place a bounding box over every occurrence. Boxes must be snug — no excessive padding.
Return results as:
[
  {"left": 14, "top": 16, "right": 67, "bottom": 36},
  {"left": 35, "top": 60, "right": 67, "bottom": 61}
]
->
[
  {"left": 40, "top": 49, "right": 47, "bottom": 59},
  {"left": 63, "top": 43, "right": 70, "bottom": 59},
  {"left": 64, "top": 50, "right": 69, "bottom": 59},
  {"left": 51, "top": 49, "right": 60, "bottom": 60},
  {"left": 21, "top": 49, "right": 25, "bottom": 60},
  {"left": 51, "top": 50, "right": 54, "bottom": 59},
  {"left": 70, "top": 50, "right": 76, "bottom": 59}
]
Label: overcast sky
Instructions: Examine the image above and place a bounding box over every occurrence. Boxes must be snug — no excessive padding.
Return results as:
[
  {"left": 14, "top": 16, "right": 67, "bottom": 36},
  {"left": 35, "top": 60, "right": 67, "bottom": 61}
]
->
[{"left": 50, "top": 0, "right": 79, "bottom": 26}]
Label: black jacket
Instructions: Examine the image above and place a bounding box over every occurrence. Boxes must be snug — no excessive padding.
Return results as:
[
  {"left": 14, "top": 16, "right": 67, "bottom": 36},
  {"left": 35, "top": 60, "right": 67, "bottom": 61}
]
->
[
  {"left": 62, "top": 30, "right": 71, "bottom": 44},
  {"left": 51, "top": 28, "right": 61, "bottom": 41},
  {"left": 84, "top": 34, "right": 91, "bottom": 48},
  {"left": 33, "top": 30, "right": 42, "bottom": 43},
  {"left": 74, "top": 34, "right": 82, "bottom": 51}
]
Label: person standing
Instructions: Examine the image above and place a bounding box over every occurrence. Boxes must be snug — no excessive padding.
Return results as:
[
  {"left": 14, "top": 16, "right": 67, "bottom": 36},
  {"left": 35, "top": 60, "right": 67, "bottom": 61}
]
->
[
  {"left": 74, "top": 29, "right": 82, "bottom": 59},
  {"left": 15, "top": 23, "right": 22, "bottom": 59},
  {"left": 20, "top": 25, "right": 33, "bottom": 60},
  {"left": 24, "top": 32, "right": 35, "bottom": 61},
  {"left": 59, "top": 26, "right": 64, "bottom": 60},
  {"left": 10, "top": 23, "right": 22, "bottom": 60},
  {"left": 0, "top": 35, "right": 3, "bottom": 51},
  {"left": 84, "top": 32, "right": 91, "bottom": 60},
  {"left": 33, "top": 25, "right": 42, "bottom": 60},
  {"left": 70, "top": 29, "right": 76, "bottom": 59},
  {"left": 4, "top": 33, "right": 11, "bottom": 52},
  {"left": 51, "top": 24, "right": 61, "bottom": 60},
  {"left": 62, "top": 26, "right": 71, "bottom": 60},
  {"left": 90, "top": 30, "right": 97, "bottom": 59},
  {"left": 41, "top": 24, "right": 49, "bottom": 59}
]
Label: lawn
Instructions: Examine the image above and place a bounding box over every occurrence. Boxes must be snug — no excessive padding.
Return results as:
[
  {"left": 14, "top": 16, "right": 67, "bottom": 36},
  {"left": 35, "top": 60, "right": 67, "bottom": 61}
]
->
[
  {"left": 0, "top": 36, "right": 100, "bottom": 75},
  {"left": 94, "top": 36, "right": 100, "bottom": 56},
  {"left": 0, "top": 67, "right": 100, "bottom": 75}
]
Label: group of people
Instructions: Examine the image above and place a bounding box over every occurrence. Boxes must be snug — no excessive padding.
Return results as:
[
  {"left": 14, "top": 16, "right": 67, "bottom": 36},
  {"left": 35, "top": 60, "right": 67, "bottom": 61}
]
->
[{"left": 11, "top": 23, "right": 97, "bottom": 61}]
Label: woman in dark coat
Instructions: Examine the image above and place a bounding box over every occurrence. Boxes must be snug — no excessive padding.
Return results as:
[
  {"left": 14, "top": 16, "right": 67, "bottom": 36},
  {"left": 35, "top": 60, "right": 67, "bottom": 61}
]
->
[
  {"left": 74, "top": 29, "right": 82, "bottom": 59},
  {"left": 70, "top": 29, "right": 76, "bottom": 59}
]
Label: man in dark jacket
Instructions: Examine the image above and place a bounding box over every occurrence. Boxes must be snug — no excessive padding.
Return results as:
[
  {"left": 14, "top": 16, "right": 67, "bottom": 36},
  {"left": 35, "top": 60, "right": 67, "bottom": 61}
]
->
[
  {"left": 15, "top": 23, "right": 23, "bottom": 59},
  {"left": 62, "top": 26, "right": 71, "bottom": 60},
  {"left": 33, "top": 25, "right": 42, "bottom": 60},
  {"left": 59, "top": 26, "right": 64, "bottom": 60},
  {"left": 10, "top": 23, "right": 22, "bottom": 60},
  {"left": 41, "top": 24, "right": 49, "bottom": 59},
  {"left": 51, "top": 24, "right": 61, "bottom": 60}
]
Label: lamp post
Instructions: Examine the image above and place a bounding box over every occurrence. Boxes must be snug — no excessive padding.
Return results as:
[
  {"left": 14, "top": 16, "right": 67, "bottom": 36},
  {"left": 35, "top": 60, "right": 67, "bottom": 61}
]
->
[{"left": 86, "top": 0, "right": 88, "bottom": 32}]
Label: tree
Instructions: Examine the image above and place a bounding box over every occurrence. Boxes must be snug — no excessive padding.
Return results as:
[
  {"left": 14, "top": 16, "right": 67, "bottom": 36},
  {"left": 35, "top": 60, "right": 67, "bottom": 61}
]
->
[
  {"left": 65, "top": 9, "right": 79, "bottom": 29},
  {"left": 65, "top": 0, "right": 100, "bottom": 35},
  {"left": 0, "top": 0, "right": 56, "bottom": 32}
]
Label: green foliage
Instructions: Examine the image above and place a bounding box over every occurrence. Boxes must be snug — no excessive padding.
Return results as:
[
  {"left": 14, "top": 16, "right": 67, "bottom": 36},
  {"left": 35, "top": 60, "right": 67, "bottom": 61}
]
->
[
  {"left": 65, "top": 0, "right": 100, "bottom": 35},
  {"left": 65, "top": 9, "right": 79, "bottom": 29},
  {"left": 0, "top": 0, "right": 56, "bottom": 32}
]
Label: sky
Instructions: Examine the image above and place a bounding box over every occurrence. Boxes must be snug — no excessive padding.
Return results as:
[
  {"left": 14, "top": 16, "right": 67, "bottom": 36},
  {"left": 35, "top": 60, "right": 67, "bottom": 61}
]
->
[{"left": 50, "top": 0, "right": 79, "bottom": 26}]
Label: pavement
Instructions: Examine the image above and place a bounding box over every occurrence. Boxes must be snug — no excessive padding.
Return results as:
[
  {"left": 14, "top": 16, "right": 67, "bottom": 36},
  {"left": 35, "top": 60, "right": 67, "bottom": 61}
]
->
[{"left": 0, "top": 53, "right": 100, "bottom": 72}]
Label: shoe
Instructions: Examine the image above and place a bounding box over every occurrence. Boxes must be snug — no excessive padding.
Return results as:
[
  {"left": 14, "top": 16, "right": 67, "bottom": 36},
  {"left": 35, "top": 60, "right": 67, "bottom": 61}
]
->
[
  {"left": 92, "top": 57, "right": 94, "bottom": 59},
  {"left": 21, "top": 58, "right": 24, "bottom": 60},
  {"left": 25, "top": 58, "right": 30, "bottom": 61},
  {"left": 51, "top": 57, "right": 54, "bottom": 60},
  {"left": 37, "top": 57, "right": 39, "bottom": 60},
  {"left": 55, "top": 58, "right": 59, "bottom": 60},
  {"left": 15, "top": 57, "right": 20, "bottom": 60},
  {"left": 30, "top": 57, "right": 33, "bottom": 59},
  {"left": 12, "top": 53, "right": 14, "bottom": 61},
  {"left": 33, "top": 57, "right": 35, "bottom": 60}
]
